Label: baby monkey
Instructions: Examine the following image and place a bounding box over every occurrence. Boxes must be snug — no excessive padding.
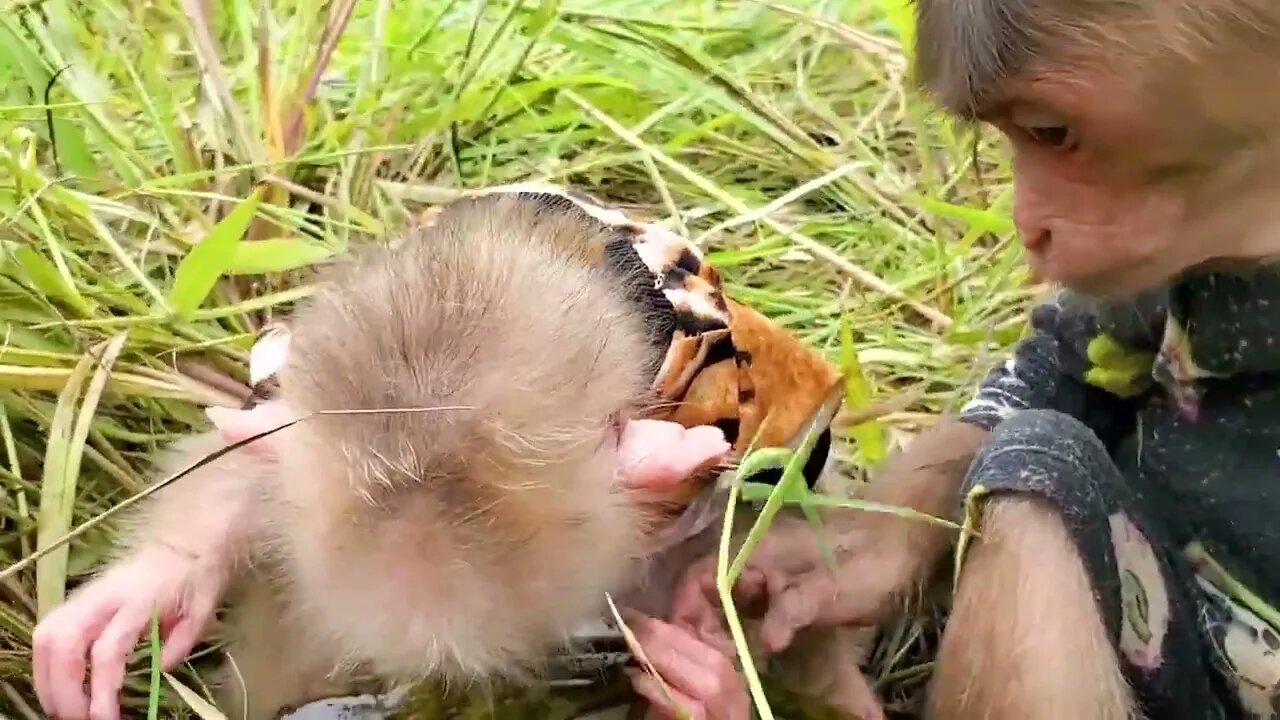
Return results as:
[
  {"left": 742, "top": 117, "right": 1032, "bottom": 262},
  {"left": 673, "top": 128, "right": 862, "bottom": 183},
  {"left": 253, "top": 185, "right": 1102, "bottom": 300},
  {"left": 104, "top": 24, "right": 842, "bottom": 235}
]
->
[{"left": 32, "top": 192, "right": 733, "bottom": 720}]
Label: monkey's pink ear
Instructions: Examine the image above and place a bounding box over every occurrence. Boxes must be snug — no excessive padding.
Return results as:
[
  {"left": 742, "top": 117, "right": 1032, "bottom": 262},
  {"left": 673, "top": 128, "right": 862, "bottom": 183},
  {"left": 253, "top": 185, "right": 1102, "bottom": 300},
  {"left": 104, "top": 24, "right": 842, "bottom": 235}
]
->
[{"left": 205, "top": 402, "right": 300, "bottom": 459}]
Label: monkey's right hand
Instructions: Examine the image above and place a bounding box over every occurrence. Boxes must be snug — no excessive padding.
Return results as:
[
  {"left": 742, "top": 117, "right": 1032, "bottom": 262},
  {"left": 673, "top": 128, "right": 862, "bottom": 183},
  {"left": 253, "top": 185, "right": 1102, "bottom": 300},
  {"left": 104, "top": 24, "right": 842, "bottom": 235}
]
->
[
  {"left": 33, "top": 547, "right": 225, "bottom": 720},
  {"left": 669, "top": 511, "right": 927, "bottom": 658},
  {"left": 671, "top": 418, "right": 989, "bottom": 656}
]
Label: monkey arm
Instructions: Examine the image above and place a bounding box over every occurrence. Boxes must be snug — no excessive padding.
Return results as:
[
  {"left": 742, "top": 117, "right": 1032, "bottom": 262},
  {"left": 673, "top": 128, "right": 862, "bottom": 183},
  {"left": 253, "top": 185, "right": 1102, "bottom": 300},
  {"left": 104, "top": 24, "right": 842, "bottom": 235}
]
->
[
  {"left": 111, "top": 432, "right": 267, "bottom": 580},
  {"left": 32, "top": 433, "right": 269, "bottom": 720}
]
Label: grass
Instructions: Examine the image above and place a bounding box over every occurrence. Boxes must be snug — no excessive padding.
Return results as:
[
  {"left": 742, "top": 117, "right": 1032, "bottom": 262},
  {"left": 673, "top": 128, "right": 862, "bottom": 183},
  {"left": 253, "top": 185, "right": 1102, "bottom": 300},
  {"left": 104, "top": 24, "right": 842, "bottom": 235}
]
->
[{"left": 0, "top": 0, "right": 1034, "bottom": 717}]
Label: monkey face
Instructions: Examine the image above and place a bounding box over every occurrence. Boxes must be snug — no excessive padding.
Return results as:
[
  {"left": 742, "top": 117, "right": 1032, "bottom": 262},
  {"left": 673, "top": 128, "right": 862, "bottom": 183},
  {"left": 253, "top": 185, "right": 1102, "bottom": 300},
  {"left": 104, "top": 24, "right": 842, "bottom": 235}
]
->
[
  {"left": 913, "top": 0, "right": 1280, "bottom": 299},
  {"left": 990, "top": 84, "right": 1194, "bottom": 298}
]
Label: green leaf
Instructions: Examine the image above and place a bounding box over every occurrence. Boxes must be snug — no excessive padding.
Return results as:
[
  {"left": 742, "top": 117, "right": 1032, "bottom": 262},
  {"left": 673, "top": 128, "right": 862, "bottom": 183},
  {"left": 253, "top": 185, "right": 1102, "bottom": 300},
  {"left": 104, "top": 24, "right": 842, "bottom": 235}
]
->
[
  {"left": 165, "top": 187, "right": 265, "bottom": 319},
  {"left": 50, "top": 114, "right": 97, "bottom": 179},
  {"left": 913, "top": 195, "right": 1015, "bottom": 236},
  {"left": 728, "top": 417, "right": 826, "bottom": 584},
  {"left": 734, "top": 447, "right": 793, "bottom": 483},
  {"left": 0, "top": 18, "right": 51, "bottom": 99},
  {"left": 148, "top": 607, "right": 162, "bottom": 720},
  {"left": 6, "top": 244, "right": 93, "bottom": 317},
  {"left": 878, "top": 0, "right": 916, "bottom": 55},
  {"left": 840, "top": 313, "right": 886, "bottom": 465},
  {"left": 226, "top": 237, "right": 338, "bottom": 275}
]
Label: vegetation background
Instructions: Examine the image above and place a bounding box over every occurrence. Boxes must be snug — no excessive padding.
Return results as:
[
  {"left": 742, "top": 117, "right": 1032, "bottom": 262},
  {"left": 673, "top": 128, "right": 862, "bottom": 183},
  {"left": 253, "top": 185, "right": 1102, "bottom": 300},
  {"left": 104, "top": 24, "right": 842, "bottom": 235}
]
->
[{"left": 0, "top": 0, "right": 1032, "bottom": 716}]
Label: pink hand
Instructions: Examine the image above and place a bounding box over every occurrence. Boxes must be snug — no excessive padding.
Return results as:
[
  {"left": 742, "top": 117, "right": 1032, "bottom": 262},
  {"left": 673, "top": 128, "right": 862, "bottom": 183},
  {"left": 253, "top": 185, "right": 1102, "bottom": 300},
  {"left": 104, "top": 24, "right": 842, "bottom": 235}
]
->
[
  {"left": 623, "top": 611, "right": 752, "bottom": 720},
  {"left": 33, "top": 551, "right": 221, "bottom": 720}
]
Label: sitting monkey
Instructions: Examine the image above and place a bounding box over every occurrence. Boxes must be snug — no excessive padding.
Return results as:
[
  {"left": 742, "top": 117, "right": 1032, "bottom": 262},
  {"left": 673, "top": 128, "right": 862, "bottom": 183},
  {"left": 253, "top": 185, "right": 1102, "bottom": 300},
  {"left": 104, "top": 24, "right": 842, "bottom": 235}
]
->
[{"left": 665, "top": 2, "right": 1280, "bottom": 719}]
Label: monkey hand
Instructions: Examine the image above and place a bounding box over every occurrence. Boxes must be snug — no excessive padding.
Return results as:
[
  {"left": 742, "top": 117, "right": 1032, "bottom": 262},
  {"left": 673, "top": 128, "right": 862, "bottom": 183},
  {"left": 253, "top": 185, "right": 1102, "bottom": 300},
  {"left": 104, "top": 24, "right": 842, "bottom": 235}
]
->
[
  {"left": 622, "top": 611, "right": 752, "bottom": 720},
  {"left": 671, "top": 419, "right": 985, "bottom": 654},
  {"left": 33, "top": 546, "right": 225, "bottom": 720},
  {"left": 667, "top": 513, "right": 916, "bottom": 657}
]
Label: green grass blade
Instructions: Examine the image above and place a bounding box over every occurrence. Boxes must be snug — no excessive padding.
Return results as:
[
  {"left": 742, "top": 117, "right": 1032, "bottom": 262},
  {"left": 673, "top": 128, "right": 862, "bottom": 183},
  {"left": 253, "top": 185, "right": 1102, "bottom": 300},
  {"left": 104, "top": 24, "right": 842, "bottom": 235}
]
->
[
  {"left": 148, "top": 606, "right": 162, "bottom": 720},
  {"left": 840, "top": 312, "right": 887, "bottom": 465},
  {"left": 226, "top": 237, "right": 337, "bottom": 275},
  {"left": 35, "top": 334, "right": 126, "bottom": 615},
  {"left": 165, "top": 187, "right": 265, "bottom": 319}
]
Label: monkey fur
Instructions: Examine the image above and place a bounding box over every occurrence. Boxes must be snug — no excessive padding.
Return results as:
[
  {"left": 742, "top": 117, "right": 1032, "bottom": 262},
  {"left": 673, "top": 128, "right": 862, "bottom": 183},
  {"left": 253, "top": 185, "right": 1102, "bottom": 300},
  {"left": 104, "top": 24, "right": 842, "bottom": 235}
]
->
[{"left": 34, "top": 185, "right": 846, "bottom": 720}]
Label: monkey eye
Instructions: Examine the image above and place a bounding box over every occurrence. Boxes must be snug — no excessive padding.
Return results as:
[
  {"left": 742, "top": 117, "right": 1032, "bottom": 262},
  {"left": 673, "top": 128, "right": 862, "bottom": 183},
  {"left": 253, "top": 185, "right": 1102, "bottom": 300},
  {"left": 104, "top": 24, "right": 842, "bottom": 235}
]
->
[
  {"left": 1027, "top": 124, "right": 1076, "bottom": 150},
  {"left": 1010, "top": 106, "right": 1078, "bottom": 152}
]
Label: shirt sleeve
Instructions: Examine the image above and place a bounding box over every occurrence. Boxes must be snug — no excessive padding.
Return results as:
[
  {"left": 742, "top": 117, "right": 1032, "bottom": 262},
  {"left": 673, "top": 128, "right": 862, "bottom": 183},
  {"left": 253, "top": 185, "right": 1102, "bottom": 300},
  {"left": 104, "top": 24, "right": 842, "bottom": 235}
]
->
[{"left": 959, "top": 289, "right": 1165, "bottom": 447}]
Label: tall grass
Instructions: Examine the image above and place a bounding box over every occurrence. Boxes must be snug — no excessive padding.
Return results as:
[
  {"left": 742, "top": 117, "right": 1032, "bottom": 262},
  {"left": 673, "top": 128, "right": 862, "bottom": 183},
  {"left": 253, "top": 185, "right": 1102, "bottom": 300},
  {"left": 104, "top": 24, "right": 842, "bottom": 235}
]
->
[{"left": 0, "top": 0, "right": 1028, "bottom": 716}]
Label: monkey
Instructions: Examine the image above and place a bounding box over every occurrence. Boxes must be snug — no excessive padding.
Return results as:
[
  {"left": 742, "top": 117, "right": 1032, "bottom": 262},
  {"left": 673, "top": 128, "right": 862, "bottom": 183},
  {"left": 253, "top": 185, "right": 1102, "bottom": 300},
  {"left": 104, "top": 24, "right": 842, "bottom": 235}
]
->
[
  {"left": 31, "top": 184, "right": 853, "bottom": 720},
  {"left": 32, "top": 191, "right": 733, "bottom": 720},
  {"left": 661, "top": 3, "right": 1280, "bottom": 719}
]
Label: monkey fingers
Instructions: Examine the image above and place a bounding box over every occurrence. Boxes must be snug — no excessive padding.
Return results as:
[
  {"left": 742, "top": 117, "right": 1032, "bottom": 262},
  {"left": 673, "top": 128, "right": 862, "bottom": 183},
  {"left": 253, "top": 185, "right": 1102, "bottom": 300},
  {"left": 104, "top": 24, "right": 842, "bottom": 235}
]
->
[
  {"left": 86, "top": 580, "right": 218, "bottom": 720},
  {"left": 669, "top": 557, "right": 765, "bottom": 635},
  {"left": 622, "top": 612, "right": 750, "bottom": 720},
  {"left": 673, "top": 558, "right": 836, "bottom": 656},
  {"left": 673, "top": 514, "right": 914, "bottom": 656},
  {"left": 86, "top": 599, "right": 168, "bottom": 720},
  {"left": 670, "top": 513, "right": 832, "bottom": 631},
  {"left": 33, "top": 582, "right": 123, "bottom": 720},
  {"left": 34, "top": 556, "right": 222, "bottom": 720},
  {"left": 632, "top": 676, "right": 707, "bottom": 720},
  {"left": 753, "top": 575, "right": 837, "bottom": 655}
]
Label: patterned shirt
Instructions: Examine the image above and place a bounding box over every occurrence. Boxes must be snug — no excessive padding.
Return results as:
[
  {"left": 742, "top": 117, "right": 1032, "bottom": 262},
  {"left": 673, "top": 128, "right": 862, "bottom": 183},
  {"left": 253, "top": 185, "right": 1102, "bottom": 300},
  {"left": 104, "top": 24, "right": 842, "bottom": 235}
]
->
[{"left": 959, "top": 269, "right": 1280, "bottom": 608}]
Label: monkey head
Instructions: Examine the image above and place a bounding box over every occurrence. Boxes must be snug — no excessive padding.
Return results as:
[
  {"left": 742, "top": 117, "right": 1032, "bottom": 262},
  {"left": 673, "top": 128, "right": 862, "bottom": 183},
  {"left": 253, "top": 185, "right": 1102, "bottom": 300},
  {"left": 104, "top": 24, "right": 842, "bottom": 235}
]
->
[{"left": 914, "top": 0, "right": 1280, "bottom": 298}]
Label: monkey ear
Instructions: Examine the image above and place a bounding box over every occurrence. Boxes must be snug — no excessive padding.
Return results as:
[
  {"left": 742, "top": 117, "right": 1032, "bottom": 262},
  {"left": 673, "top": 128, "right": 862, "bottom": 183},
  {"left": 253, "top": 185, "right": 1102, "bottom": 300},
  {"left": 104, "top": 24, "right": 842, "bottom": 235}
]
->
[{"left": 205, "top": 401, "right": 299, "bottom": 459}]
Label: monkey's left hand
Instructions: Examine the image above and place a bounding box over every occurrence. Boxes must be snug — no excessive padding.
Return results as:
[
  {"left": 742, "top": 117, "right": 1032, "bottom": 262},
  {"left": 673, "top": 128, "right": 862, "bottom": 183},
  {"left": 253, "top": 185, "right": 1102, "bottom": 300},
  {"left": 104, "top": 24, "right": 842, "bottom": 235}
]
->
[{"left": 622, "top": 611, "right": 751, "bottom": 720}]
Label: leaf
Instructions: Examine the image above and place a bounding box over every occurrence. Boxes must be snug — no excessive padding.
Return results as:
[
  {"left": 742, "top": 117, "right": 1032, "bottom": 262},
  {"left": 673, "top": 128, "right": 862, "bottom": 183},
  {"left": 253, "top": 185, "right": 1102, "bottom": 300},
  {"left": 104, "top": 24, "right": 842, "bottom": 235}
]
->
[
  {"left": 796, "top": 493, "right": 964, "bottom": 530},
  {"left": 164, "top": 674, "right": 229, "bottom": 720},
  {"left": 913, "top": 195, "right": 1015, "bottom": 236},
  {"left": 166, "top": 187, "right": 265, "bottom": 319},
  {"left": 738, "top": 480, "right": 800, "bottom": 503},
  {"left": 0, "top": 18, "right": 51, "bottom": 100},
  {"left": 877, "top": 0, "right": 916, "bottom": 55},
  {"left": 840, "top": 313, "right": 886, "bottom": 465},
  {"left": 35, "top": 333, "right": 127, "bottom": 616},
  {"left": 148, "top": 607, "right": 162, "bottom": 720},
  {"left": 49, "top": 114, "right": 97, "bottom": 179},
  {"left": 727, "top": 419, "right": 825, "bottom": 585},
  {"left": 6, "top": 244, "right": 93, "bottom": 317},
  {"left": 734, "top": 447, "right": 792, "bottom": 483},
  {"left": 226, "top": 237, "right": 337, "bottom": 275}
]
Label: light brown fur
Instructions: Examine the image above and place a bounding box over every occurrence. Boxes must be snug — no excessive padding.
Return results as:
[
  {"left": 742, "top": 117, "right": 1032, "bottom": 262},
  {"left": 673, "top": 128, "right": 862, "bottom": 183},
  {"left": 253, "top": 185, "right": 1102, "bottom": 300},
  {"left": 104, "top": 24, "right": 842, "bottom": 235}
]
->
[
  {"left": 109, "top": 432, "right": 267, "bottom": 580},
  {"left": 928, "top": 497, "right": 1137, "bottom": 720},
  {"left": 123, "top": 196, "right": 668, "bottom": 719}
]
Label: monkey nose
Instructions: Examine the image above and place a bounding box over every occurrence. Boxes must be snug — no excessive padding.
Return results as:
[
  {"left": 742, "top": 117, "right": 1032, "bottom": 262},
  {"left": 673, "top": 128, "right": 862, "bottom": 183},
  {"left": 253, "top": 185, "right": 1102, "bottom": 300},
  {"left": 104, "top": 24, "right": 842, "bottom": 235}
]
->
[{"left": 1019, "top": 227, "right": 1052, "bottom": 253}]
